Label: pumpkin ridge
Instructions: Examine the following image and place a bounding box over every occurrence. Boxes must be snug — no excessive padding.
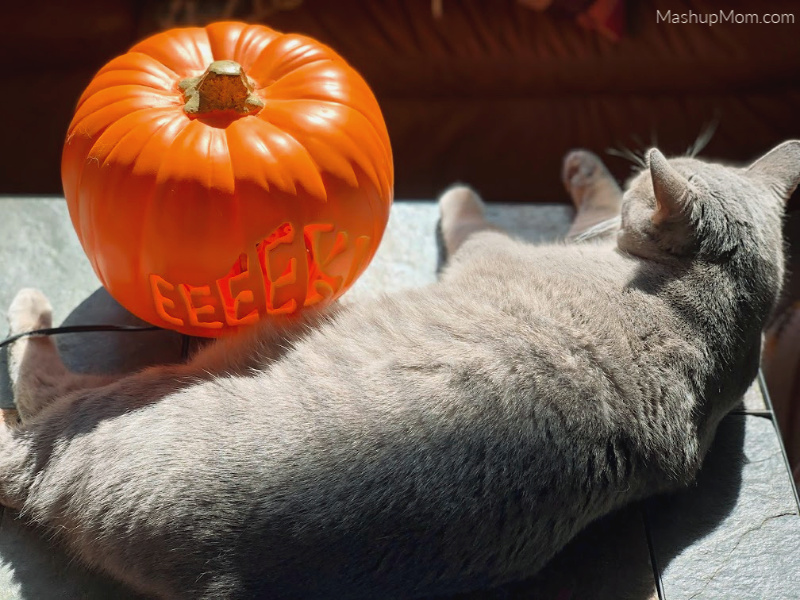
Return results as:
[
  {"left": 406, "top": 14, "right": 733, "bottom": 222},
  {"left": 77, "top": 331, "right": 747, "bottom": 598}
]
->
[
  {"left": 259, "top": 109, "right": 355, "bottom": 191},
  {"left": 246, "top": 57, "right": 332, "bottom": 93},
  {"left": 246, "top": 34, "right": 331, "bottom": 85},
  {"left": 217, "top": 127, "right": 247, "bottom": 263},
  {"left": 71, "top": 91, "right": 177, "bottom": 141},
  {"left": 252, "top": 57, "right": 334, "bottom": 93},
  {"left": 230, "top": 23, "right": 280, "bottom": 69},
  {"left": 92, "top": 52, "right": 182, "bottom": 99},
  {"left": 79, "top": 71, "right": 178, "bottom": 106},
  {"left": 134, "top": 178, "right": 167, "bottom": 299},
  {"left": 203, "top": 127, "right": 215, "bottom": 192},
  {"left": 76, "top": 106, "right": 170, "bottom": 167},
  {"left": 224, "top": 121, "right": 271, "bottom": 192},
  {"left": 153, "top": 118, "right": 204, "bottom": 187},
  {"left": 97, "top": 109, "right": 176, "bottom": 170},
  {"left": 79, "top": 112, "right": 185, "bottom": 291},
  {"left": 267, "top": 97, "right": 392, "bottom": 190},
  {"left": 222, "top": 138, "right": 244, "bottom": 253},
  {"left": 261, "top": 56, "right": 332, "bottom": 89},
  {"left": 255, "top": 60, "right": 385, "bottom": 124},
  {"left": 348, "top": 165, "right": 383, "bottom": 281},
  {"left": 255, "top": 61, "right": 391, "bottom": 174},
  {"left": 271, "top": 125, "right": 314, "bottom": 197},
  {"left": 126, "top": 71, "right": 177, "bottom": 92},
  {"left": 311, "top": 98, "right": 392, "bottom": 183},
  {"left": 132, "top": 27, "right": 213, "bottom": 74},
  {"left": 128, "top": 115, "right": 191, "bottom": 287},
  {"left": 230, "top": 23, "right": 253, "bottom": 60},
  {"left": 249, "top": 117, "right": 327, "bottom": 201},
  {"left": 208, "top": 126, "right": 236, "bottom": 196},
  {"left": 131, "top": 113, "right": 187, "bottom": 179},
  {"left": 190, "top": 30, "right": 215, "bottom": 69},
  {"left": 260, "top": 99, "right": 389, "bottom": 198},
  {"left": 204, "top": 21, "right": 246, "bottom": 62}
]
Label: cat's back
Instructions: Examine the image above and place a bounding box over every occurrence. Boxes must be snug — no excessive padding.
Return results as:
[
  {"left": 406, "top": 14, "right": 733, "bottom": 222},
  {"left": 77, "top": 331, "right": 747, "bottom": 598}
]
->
[
  {"left": 285, "top": 235, "right": 672, "bottom": 418},
  {"left": 438, "top": 234, "right": 656, "bottom": 346}
]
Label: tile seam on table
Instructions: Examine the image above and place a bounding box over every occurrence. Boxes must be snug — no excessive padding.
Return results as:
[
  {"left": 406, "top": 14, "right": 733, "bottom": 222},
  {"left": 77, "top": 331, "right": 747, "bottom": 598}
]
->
[
  {"left": 758, "top": 372, "right": 800, "bottom": 512},
  {"left": 641, "top": 502, "right": 667, "bottom": 600},
  {"left": 728, "top": 410, "right": 774, "bottom": 418}
]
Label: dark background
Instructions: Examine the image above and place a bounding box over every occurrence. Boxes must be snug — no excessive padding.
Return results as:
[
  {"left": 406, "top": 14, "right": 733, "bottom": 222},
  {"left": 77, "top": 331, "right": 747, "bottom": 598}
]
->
[{"left": 2, "top": 0, "right": 799, "bottom": 205}]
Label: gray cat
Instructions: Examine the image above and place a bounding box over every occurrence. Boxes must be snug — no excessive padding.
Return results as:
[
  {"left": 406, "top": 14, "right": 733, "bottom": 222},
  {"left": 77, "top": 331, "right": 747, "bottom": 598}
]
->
[{"left": 2, "top": 142, "right": 799, "bottom": 599}]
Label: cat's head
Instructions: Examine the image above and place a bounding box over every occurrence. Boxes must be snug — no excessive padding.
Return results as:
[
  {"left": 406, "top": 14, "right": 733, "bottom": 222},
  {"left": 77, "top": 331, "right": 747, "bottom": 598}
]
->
[
  {"left": 618, "top": 142, "right": 800, "bottom": 445},
  {"left": 618, "top": 141, "right": 800, "bottom": 273}
]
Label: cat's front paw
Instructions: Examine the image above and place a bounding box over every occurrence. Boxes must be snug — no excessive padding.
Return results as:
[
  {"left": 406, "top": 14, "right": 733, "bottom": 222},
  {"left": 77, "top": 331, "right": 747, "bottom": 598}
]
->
[
  {"left": 439, "top": 185, "right": 485, "bottom": 225},
  {"left": 562, "top": 150, "right": 610, "bottom": 208},
  {"left": 437, "top": 185, "right": 494, "bottom": 261},
  {"left": 8, "top": 288, "right": 52, "bottom": 335}
]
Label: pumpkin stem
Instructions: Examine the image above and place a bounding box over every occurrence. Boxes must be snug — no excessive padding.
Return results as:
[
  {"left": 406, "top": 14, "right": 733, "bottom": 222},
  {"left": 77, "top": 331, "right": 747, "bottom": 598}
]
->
[{"left": 180, "top": 60, "right": 264, "bottom": 117}]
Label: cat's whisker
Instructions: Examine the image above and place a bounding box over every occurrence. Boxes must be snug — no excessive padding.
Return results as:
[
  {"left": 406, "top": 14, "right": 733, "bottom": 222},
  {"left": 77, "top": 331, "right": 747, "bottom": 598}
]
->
[
  {"left": 687, "top": 115, "right": 720, "bottom": 158},
  {"left": 631, "top": 134, "right": 647, "bottom": 153},
  {"left": 606, "top": 146, "right": 647, "bottom": 169},
  {"left": 572, "top": 216, "right": 622, "bottom": 243}
]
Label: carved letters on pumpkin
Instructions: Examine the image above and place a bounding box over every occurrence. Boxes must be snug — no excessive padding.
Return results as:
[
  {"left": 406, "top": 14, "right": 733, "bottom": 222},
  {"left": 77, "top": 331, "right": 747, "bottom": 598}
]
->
[
  {"left": 148, "top": 221, "right": 372, "bottom": 330},
  {"left": 215, "top": 253, "right": 260, "bottom": 328},
  {"left": 255, "top": 222, "right": 298, "bottom": 316}
]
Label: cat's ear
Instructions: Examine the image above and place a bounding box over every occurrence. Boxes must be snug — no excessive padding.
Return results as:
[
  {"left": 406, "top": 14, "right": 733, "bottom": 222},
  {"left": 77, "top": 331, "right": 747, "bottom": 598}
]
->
[
  {"left": 648, "top": 149, "right": 693, "bottom": 225},
  {"left": 746, "top": 140, "right": 800, "bottom": 202}
]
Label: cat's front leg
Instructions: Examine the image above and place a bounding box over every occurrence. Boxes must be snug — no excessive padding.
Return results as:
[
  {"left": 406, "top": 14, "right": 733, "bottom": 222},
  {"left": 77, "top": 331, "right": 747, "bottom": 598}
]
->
[
  {"left": 562, "top": 150, "right": 623, "bottom": 241},
  {"left": 0, "top": 291, "right": 43, "bottom": 508},
  {"left": 7, "top": 288, "right": 119, "bottom": 423},
  {"left": 438, "top": 185, "right": 507, "bottom": 259}
]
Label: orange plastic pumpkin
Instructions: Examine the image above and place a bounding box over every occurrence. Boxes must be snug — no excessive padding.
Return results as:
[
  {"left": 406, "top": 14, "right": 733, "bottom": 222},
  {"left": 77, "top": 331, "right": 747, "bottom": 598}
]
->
[{"left": 62, "top": 21, "right": 393, "bottom": 337}]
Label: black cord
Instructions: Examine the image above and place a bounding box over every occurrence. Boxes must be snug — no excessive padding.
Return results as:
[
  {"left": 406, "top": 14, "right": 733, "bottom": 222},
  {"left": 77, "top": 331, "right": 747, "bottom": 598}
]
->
[
  {"left": 0, "top": 324, "right": 162, "bottom": 349},
  {"left": 180, "top": 334, "right": 191, "bottom": 361}
]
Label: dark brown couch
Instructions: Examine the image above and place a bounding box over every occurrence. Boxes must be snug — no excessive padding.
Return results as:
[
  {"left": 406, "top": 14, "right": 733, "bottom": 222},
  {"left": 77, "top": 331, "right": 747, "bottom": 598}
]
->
[{"left": 2, "top": 0, "right": 799, "bottom": 206}]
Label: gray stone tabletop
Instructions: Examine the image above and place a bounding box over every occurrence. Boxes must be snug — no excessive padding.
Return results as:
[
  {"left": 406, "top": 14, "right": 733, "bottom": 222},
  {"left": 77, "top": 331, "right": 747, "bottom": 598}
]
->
[{"left": 0, "top": 197, "right": 798, "bottom": 600}]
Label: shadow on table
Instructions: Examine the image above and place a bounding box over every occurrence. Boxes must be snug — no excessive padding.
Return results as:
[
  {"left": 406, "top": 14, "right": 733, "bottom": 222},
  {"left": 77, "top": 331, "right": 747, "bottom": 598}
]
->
[
  {"left": 0, "top": 348, "right": 13, "bottom": 411},
  {"left": 0, "top": 515, "right": 146, "bottom": 600},
  {"left": 643, "top": 414, "right": 779, "bottom": 598},
  {"left": 448, "top": 406, "right": 747, "bottom": 600},
  {"left": 57, "top": 287, "right": 185, "bottom": 374},
  {"left": 1, "top": 287, "right": 183, "bottom": 406}
]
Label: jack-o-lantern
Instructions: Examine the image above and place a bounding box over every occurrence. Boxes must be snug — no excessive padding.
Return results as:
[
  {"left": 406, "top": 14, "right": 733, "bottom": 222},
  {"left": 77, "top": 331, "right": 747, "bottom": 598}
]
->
[{"left": 62, "top": 21, "right": 393, "bottom": 337}]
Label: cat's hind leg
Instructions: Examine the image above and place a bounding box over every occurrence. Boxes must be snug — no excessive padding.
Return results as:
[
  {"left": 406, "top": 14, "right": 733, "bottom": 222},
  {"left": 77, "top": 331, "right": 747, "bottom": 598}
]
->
[
  {"left": 562, "top": 150, "right": 623, "bottom": 241},
  {"left": 438, "top": 185, "right": 505, "bottom": 258},
  {"left": 6, "top": 288, "right": 118, "bottom": 423}
]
